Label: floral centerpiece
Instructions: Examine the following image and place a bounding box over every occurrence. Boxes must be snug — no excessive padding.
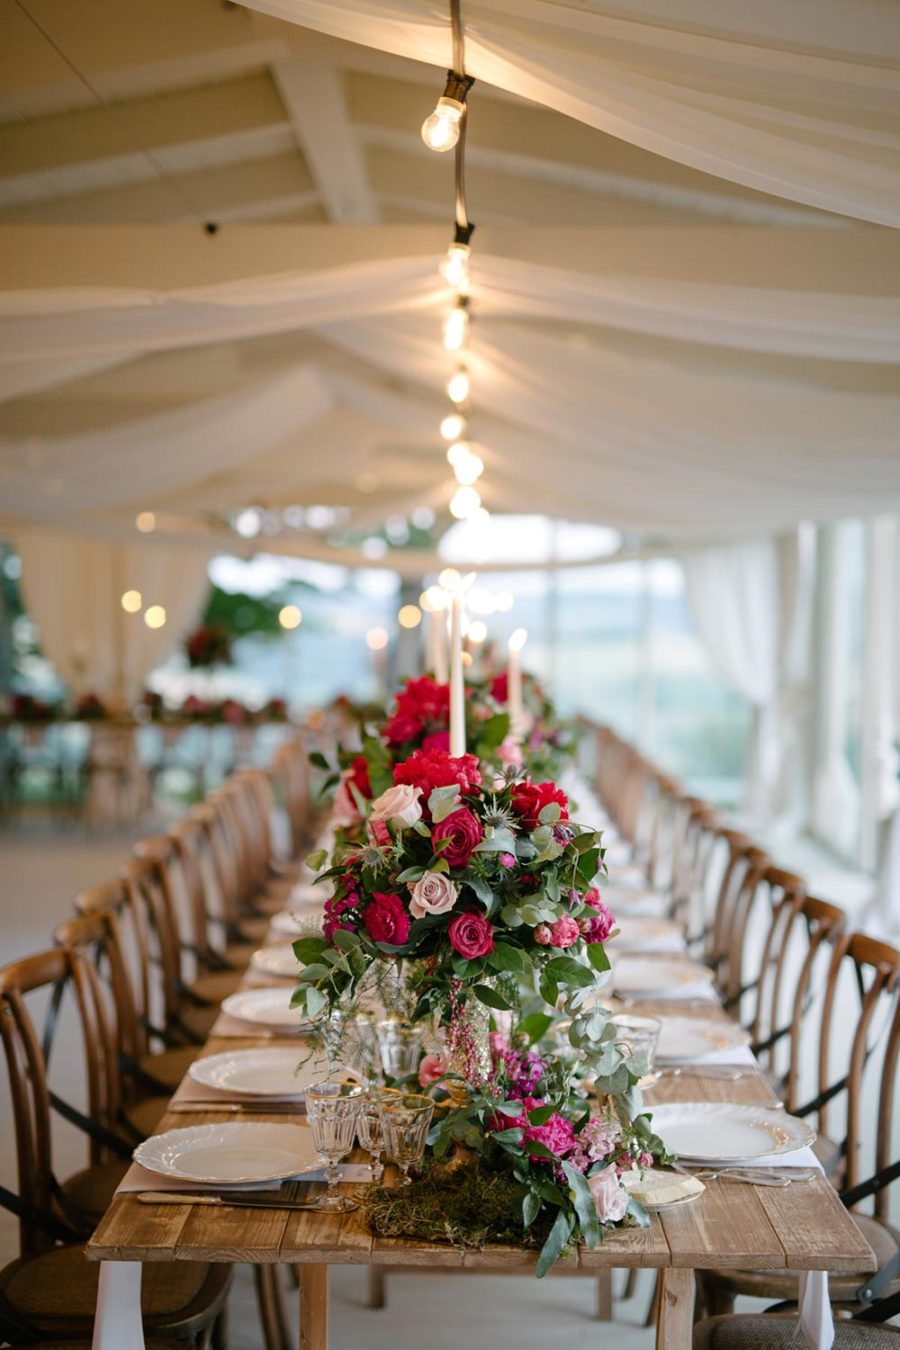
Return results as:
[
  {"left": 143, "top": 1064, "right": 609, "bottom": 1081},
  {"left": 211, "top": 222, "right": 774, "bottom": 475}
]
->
[
  {"left": 485, "top": 669, "right": 576, "bottom": 781},
  {"left": 184, "top": 624, "right": 233, "bottom": 669},
  {"left": 292, "top": 748, "right": 667, "bottom": 1272},
  {"left": 72, "top": 692, "right": 111, "bottom": 721}
]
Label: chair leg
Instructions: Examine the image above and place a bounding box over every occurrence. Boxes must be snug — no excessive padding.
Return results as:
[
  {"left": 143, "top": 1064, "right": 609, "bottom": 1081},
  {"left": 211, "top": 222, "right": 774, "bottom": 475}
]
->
[
  {"left": 696, "top": 1275, "right": 735, "bottom": 1319},
  {"left": 254, "top": 1265, "right": 291, "bottom": 1350},
  {"left": 367, "top": 1267, "right": 386, "bottom": 1309},
  {"left": 595, "top": 1269, "right": 613, "bottom": 1320},
  {"left": 644, "top": 1272, "right": 661, "bottom": 1328},
  {"left": 211, "top": 1304, "right": 229, "bottom": 1350},
  {"left": 622, "top": 1268, "right": 638, "bottom": 1301}
]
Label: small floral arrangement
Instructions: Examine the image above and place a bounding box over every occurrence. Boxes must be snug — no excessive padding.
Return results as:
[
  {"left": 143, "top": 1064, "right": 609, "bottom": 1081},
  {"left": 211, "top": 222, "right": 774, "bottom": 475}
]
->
[
  {"left": 485, "top": 669, "right": 576, "bottom": 780},
  {"left": 184, "top": 624, "right": 233, "bottom": 669},
  {"left": 8, "top": 692, "right": 57, "bottom": 722},
  {"left": 72, "top": 692, "right": 110, "bottom": 721},
  {"left": 260, "top": 697, "right": 289, "bottom": 723},
  {"left": 292, "top": 749, "right": 667, "bottom": 1271},
  {"left": 141, "top": 689, "right": 165, "bottom": 720}
]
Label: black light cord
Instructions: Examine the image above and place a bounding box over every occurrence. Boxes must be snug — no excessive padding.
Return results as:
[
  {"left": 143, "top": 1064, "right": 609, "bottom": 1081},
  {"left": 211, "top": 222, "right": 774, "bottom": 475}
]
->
[{"left": 451, "top": 0, "right": 472, "bottom": 232}]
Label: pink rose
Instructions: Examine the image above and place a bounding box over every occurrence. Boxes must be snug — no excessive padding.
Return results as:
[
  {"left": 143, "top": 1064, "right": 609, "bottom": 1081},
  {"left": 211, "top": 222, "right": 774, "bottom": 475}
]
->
[
  {"left": 498, "top": 735, "right": 524, "bottom": 768},
  {"left": 549, "top": 914, "right": 580, "bottom": 948},
  {"left": 363, "top": 892, "right": 411, "bottom": 946},
  {"left": 370, "top": 783, "right": 423, "bottom": 828},
  {"left": 432, "top": 807, "right": 484, "bottom": 867},
  {"left": 582, "top": 889, "right": 615, "bottom": 944},
  {"left": 588, "top": 1163, "right": 629, "bottom": 1223},
  {"left": 417, "top": 1053, "right": 448, "bottom": 1088},
  {"left": 448, "top": 910, "right": 494, "bottom": 959},
  {"left": 409, "top": 872, "right": 459, "bottom": 919},
  {"left": 534, "top": 923, "right": 553, "bottom": 946},
  {"left": 367, "top": 819, "right": 391, "bottom": 848},
  {"left": 332, "top": 778, "right": 363, "bottom": 829}
]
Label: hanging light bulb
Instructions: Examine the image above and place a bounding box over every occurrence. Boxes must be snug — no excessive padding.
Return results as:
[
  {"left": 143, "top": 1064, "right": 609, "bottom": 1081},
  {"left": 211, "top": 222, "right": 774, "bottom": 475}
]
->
[
  {"left": 441, "top": 413, "right": 465, "bottom": 441},
  {"left": 441, "top": 222, "right": 475, "bottom": 288},
  {"left": 421, "top": 72, "right": 474, "bottom": 152},
  {"left": 446, "top": 440, "right": 470, "bottom": 468},
  {"left": 447, "top": 369, "right": 470, "bottom": 404},
  {"left": 443, "top": 298, "right": 469, "bottom": 352},
  {"left": 454, "top": 451, "right": 484, "bottom": 486},
  {"left": 449, "top": 485, "right": 481, "bottom": 519}
]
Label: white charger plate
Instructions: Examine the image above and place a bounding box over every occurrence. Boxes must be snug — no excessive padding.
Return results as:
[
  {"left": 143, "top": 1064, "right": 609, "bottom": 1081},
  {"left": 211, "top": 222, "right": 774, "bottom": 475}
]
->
[
  {"left": 650, "top": 1102, "right": 815, "bottom": 1162},
  {"left": 655, "top": 1016, "right": 750, "bottom": 1063},
  {"left": 612, "top": 916, "right": 685, "bottom": 953},
  {"left": 252, "top": 946, "right": 300, "bottom": 979},
  {"left": 134, "top": 1121, "right": 322, "bottom": 1183},
  {"left": 612, "top": 955, "right": 714, "bottom": 997},
  {"left": 188, "top": 1047, "right": 333, "bottom": 1098},
  {"left": 270, "top": 908, "right": 323, "bottom": 937},
  {"left": 220, "top": 986, "right": 310, "bottom": 1033}
]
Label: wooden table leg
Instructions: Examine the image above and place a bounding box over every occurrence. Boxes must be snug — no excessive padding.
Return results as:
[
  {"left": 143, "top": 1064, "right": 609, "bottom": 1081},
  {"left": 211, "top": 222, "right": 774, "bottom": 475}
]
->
[
  {"left": 299, "top": 1264, "right": 328, "bottom": 1350},
  {"left": 657, "top": 1268, "right": 694, "bottom": 1350}
]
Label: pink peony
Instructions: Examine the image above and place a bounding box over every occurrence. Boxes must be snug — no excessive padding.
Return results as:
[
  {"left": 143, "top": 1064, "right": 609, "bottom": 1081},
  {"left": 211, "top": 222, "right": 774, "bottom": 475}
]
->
[
  {"left": 549, "top": 914, "right": 580, "bottom": 949},
  {"left": 588, "top": 1163, "right": 629, "bottom": 1222},
  {"left": 417, "top": 1053, "right": 448, "bottom": 1088},
  {"left": 447, "top": 910, "right": 494, "bottom": 959},
  {"left": 393, "top": 748, "right": 482, "bottom": 811},
  {"left": 431, "top": 807, "right": 484, "bottom": 867},
  {"left": 422, "top": 730, "right": 451, "bottom": 753},
  {"left": 363, "top": 892, "right": 411, "bottom": 946},
  {"left": 509, "top": 780, "right": 569, "bottom": 831}
]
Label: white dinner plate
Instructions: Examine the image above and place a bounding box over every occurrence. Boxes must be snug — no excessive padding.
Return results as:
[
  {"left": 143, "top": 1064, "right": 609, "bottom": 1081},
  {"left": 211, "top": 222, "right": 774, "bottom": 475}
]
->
[
  {"left": 188, "top": 1047, "right": 335, "bottom": 1098},
  {"left": 655, "top": 1016, "right": 750, "bottom": 1064},
  {"left": 602, "top": 888, "right": 669, "bottom": 918},
  {"left": 220, "top": 986, "right": 310, "bottom": 1033},
  {"left": 252, "top": 946, "right": 301, "bottom": 979},
  {"left": 134, "top": 1121, "right": 322, "bottom": 1183},
  {"left": 650, "top": 1102, "right": 815, "bottom": 1162},
  {"left": 612, "top": 955, "right": 714, "bottom": 997},
  {"left": 612, "top": 916, "right": 685, "bottom": 953},
  {"left": 289, "top": 882, "right": 329, "bottom": 905},
  {"left": 270, "top": 908, "right": 323, "bottom": 937}
]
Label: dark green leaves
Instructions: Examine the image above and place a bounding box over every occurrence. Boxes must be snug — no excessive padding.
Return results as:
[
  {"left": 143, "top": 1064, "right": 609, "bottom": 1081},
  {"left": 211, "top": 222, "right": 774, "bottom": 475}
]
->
[
  {"left": 536, "top": 1207, "right": 574, "bottom": 1278},
  {"left": 586, "top": 942, "right": 610, "bottom": 972},
  {"left": 292, "top": 936, "right": 326, "bottom": 964},
  {"left": 562, "top": 1162, "right": 601, "bottom": 1248},
  {"left": 472, "top": 983, "right": 514, "bottom": 1011}
]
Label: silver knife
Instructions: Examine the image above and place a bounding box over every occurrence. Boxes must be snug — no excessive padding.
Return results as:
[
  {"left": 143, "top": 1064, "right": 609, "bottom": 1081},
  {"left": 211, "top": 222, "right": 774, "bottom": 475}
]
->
[
  {"left": 166, "top": 1101, "right": 304, "bottom": 1114},
  {"left": 136, "top": 1191, "right": 321, "bottom": 1209}
]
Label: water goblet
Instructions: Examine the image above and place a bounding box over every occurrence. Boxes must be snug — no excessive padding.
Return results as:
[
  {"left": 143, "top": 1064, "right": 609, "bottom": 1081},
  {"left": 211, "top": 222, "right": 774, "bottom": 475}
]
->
[
  {"left": 378, "top": 1092, "right": 434, "bottom": 1186},
  {"left": 375, "top": 1019, "right": 422, "bottom": 1081},
  {"left": 611, "top": 1013, "right": 662, "bottom": 1080},
  {"left": 355, "top": 1087, "right": 401, "bottom": 1185},
  {"left": 304, "top": 1080, "right": 364, "bottom": 1212}
]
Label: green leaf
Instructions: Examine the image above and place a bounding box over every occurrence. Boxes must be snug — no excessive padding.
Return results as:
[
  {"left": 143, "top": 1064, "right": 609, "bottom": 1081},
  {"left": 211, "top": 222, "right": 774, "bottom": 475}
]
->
[
  {"left": 473, "top": 983, "right": 513, "bottom": 1011},
  {"left": 428, "top": 785, "right": 460, "bottom": 823},
  {"left": 562, "top": 1162, "right": 601, "bottom": 1248},
  {"left": 305, "top": 849, "right": 327, "bottom": 872},
  {"left": 487, "top": 942, "right": 526, "bottom": 974},
  {"left": 296, "top": 962, "right": 329, "bottom": 980},
  {"left": 544, "top": 956, "right": 595, "bottom": 988},
  {"left": 305, "top": 987, "right": 326, "bottom": 1017},
  {"left": 626, "top": 1196, "right": 650, "bottom": 1228},
  {"left": 292, "top": 936, "right": 326, "bottom": 965},
  {"left": 330, "top": 929, "right": 359, "bottom": 951},
  {"left": 536, "top": 1207, "right": 575, "bottom": 1278},
  {"left": 500, "top": 904, "right": 524, "bottom": 928},
  {"left": 587, "top": 942, "right": 610, "bottom": 972},
  {"left": 396, "top": 866, "right": 425, "bottom": 883},
  {"left": 522, "top": 1190, "right": 541, "bottom": 1229},
  {"left": 538, "top": 802, "right": 561, "bottom": 824},
  {"left": 475, "top": 711, "right": 510, "bottom": 751},
  {"left": 517, "top": 1011, "right": 553, "bottom": 1044},
  {"left": 467, "top": 875, "right": 495, "bottom": 910},
  {"left": 308, "top": 751, "right": 330, "bottom": 770},
  {"left": 527, "top": 1103, "right": 557, "bottom": 1126},
  {"left": 475, "top": 827, "right": 518, "bottom": 854},
  {"left": 490, "top": 1128, "right": 523, "bottom": 1145}
]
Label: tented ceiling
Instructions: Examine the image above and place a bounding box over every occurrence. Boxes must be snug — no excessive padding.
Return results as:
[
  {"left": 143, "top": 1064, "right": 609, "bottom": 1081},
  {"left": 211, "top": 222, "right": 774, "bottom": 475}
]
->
[{"left": 1, "top": 0, "right": 899, "bottom": 571}]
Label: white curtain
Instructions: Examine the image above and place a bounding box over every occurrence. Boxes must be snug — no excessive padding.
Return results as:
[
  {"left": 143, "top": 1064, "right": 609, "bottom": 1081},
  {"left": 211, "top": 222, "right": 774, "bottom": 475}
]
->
[
  {"left": 683, "top": 529, "right": 815, "bottom": 826},
  {"left": 14, "top": 529, "right": 212, "bottom": 705},
  {"left": 236, "top": 0, "right": 900, "bottom": 226},
  {"left": 867, "top": 518, "right": 900, "bottom": 927}
]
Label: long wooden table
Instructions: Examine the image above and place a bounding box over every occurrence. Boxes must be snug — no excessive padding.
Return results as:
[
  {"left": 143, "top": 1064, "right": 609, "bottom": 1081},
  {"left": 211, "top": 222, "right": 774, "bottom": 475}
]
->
[{"left": 86, "top": 982, "right": 876, "bottom": 1349}]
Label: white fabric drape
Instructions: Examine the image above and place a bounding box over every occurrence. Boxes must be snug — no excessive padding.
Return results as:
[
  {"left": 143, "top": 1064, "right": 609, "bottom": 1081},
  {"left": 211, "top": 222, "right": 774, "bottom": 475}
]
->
[
  {"left": 683, "top": 530, "right": 815, "bottom": 826},
  {"left": 236, "top": 0, "right": 900, "bottom": 226},
  {"left": 867, "top": 518, "right": 900, "bottom": 926},
  {"left": 14, "top": 529, "right": 212, "bottom": 704}
]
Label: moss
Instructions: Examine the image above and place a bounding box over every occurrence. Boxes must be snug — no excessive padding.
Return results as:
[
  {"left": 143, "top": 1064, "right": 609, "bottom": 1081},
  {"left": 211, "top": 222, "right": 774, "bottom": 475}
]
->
[{"left": 364, "top": 1160, "right": 553, "bottom": 1249}]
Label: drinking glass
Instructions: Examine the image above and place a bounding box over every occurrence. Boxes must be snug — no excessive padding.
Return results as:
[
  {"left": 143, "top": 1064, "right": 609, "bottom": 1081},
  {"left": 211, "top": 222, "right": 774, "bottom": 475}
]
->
[
  {"left": 355, "top": 1087, "right": 401, "bottom": 1185},
  {"left": 304, "top": 1081, "right": 364, "bottom": 1212},
  {"left": 378, "top": 1092, "right": 434, "bottom": 1186},
  {"left": 611, "top": 1014, "right": 662, "bottom": 1078},
  {"left": 375, "top": 1019, "right": 422, "bottom": 1081}
]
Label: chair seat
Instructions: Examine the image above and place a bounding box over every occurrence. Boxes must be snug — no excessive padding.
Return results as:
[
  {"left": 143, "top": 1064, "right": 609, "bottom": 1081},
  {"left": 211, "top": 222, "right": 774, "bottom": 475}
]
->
[
  {"left": 694, "top": 1313, "right": 900, "bottom": 1350},
  {"left": 138, "top": 1044, "right": 200, "bottom": 1090},
  {"left": 701, "top": 1213, "right": 899, "bottom": 1303},
  {"left": 125, "top": 1094, "right": 172, "bottom": 1138},
  {"left": 61, "top": 1160, "right": 130, "bottom": 1225},
  {"left": 0, "top": 1243, "right": 230, "bottom": 1336},
  {"left": 189, "top": 967, "right": 244, "bottom": 1004},
  {"left": 175, "top": 1000, "right": 220, "bottom": 1042}
]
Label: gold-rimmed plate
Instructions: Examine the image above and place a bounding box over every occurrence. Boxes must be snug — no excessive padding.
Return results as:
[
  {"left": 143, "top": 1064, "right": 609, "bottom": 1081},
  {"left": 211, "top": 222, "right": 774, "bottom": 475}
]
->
[{"left": 650, "top": 1103, "right": 815, "bottom": 1162}]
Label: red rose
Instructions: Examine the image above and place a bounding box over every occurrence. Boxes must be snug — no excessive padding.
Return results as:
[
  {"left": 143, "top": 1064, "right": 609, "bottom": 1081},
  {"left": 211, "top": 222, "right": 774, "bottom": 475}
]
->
[
  {"left": 490, "top": 673, "right": 509, "bottom": 704},
  {"left": 421, "top": 730, "right": 450, "bottom": 754},
  {"left": 393, "top": 749, "right": 482, "bottom": 810},
  {"left": 432, "top": 807, "right": 484, "bottom": 868},
  {"left": 510, "top": 780, "right": 569, "bottom": 831},
  {"left": 384, "top": 712, "right": 423, "bottom": 745},
  {"left": 363, "top": 892, "right": 411, "bottom": 946},
  {"left": 384, "top": 677, "right": 451, "bottom": 745},
  {"left": 348, "top": 755, "right": 371, "bottom": 799},
  {"left": 448, "top": 911, "right": 494, "bottom": 959}
]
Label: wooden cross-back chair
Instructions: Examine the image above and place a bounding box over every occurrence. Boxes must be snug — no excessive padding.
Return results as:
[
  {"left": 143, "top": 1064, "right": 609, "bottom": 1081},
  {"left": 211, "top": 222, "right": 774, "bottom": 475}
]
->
[
  {"left": 699, "top": 930, "right": 900, "bottom": 1318},
  {"left": 718, "top": 862, "right": 807, "bottom": 1024},
  {"left": 702, "top": 830, "right": 772, "bottom": 1004},
  {"left": 0, "top": 948, "right": 230, "bottom": 1347},
  {"left": 269, "top": 730, "right": 316, "bottom": 861}
]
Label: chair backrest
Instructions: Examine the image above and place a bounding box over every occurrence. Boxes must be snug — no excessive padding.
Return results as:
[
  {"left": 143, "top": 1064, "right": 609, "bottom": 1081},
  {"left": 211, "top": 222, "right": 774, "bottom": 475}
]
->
[
  {"left": 74, "top": 877, "right": 153, "bottom": 1063},
  {"left": 127, "top": 842, "right": 189, "bottom": 1032},
  {"left": 704, "top": 830, "right": 770, "bottom": 991},
  {"left": 0, "top": 947, "right": 116, "bottom": 1258}
]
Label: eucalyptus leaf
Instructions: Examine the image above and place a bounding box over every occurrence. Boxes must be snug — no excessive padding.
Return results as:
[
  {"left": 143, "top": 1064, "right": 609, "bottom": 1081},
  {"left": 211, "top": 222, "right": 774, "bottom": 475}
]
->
[
  {"left": 536, "top": 1207, "right": 574, "bottom": 1278},
  {"left": 305, "top": 849, "right": 327, "bottom": 872},
  {"left": 562, "top": 1162, "right": 601, "bottom": 1249}
]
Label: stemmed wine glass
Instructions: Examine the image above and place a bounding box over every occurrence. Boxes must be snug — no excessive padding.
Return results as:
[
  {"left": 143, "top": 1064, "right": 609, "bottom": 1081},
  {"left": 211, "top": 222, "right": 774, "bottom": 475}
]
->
[
  {"left": 355, "top": 1087, "right": 400, "bottom": 1185},
  {"left": 378, "top": 1092, "right": 434, "bottom": 1186},
  {"left": 304, "top": 1081, "right": 364, "bottom": 1212},
  {"left": 375, "top": 1019, "right": 422, "bottom": 1081}
]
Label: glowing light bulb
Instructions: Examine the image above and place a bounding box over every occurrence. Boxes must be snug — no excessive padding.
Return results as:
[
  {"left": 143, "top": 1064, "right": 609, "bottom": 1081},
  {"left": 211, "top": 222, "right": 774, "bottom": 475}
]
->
[
  {"left": 366, "top": 626, "right": 389, "bottom": 651},
  {"left": 438, "top": 567, "right": 461, "bottom": 591},
  {"left": 144, "top": 605, "right": 166, "bottom": 630},
  {"left": 135, "top": 511, "right": 156, "bottom": 533},
  {"left": 446, "top": 440, "right": 470, "bottom": 468},
  {"left": 420, "top": 585, "right": 449, "bottom": 613},
  {"left": 421, "top": 97, "right": 464, "bottom": 152},
  {"left": 440, "top": 413, "right": 465, "bottom": 441},
  {"left": 443, "top": 304, "right": 469, "bottom": 352},
  {"left": 120, "top": 589, "right": 142, "bottom": 614},
  {"left": 398, "top": 604, "right": 422, "bottom": 629},
  {"left": 449, "top": 486, "right": 481, "bottom": 519},
  {"left": 441, "top": 242, "right": 470, "bottom": 288},
  {"left": 454, "top": 451, "right": 484, "bottom": 486},
  {"left": 279, "top": 604, "right": 302, "bottom": 630},
  {"left": 508, "top": 626, "right": 528, "bottom": 653},
  {"left": 447, "top": 370, "right": 470, "bottom": 404},
  {"left": 468, "top": 620, "right": 487, "bottom": 644}
]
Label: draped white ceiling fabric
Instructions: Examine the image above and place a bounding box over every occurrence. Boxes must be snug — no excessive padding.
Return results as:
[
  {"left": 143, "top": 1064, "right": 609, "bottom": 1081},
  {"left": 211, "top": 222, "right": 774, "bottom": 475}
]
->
[
  {"left": 14, "top": 529, "right": 212, "bottom": 703},
  {"left": 236, "top": 0, "right": 900, "bottom": 227}
]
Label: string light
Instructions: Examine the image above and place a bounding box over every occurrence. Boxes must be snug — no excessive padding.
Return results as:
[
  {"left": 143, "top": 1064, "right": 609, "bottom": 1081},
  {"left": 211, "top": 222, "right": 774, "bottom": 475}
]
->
[
  {"left": 446, "top": 440, "right": 470, "bottom": 468},
  {"left": 447, "top": 369, "right": 470, "bottom": 404},
  {"left": 468, "top": 619, "right": 487, "bottom": 644},
  {"left": 279, "top": 604, "right": 302, "bottom": 630},
  {"left": 450, "top": 485, "right": 481, "bottom": 519},
  {"left": 442, "top": 297, "right": 469, "bottom": 352},
  {"left": 366, "top": 627, "right": 389, "bottom": 651},
  {"left": 120, "top": 589, "right": 142, "bottom": 613},
  {"left": 441, "top": 222, "right": 474, "bottom": 288},
  {"left": 441, "top": 413, "right": 465, "bottom": 441},
  {"left": 438, "top": 567, "right": 462, "bottom": 591},
  {"left": 421, "top": 585, "right": 450, "bottom": 613},
  {"left": 421, "top": 72, "right": 474, "bottom": 152},
  {"left": 135, "top": 511, "right": 156, "bottom": 533},
  {"left": 453, "top": 450, "right": 484, "bottom": 486},
  {"left": 144, "top": 605, "right": 166, "bottom": 629},
  {"left": 398, "top": 604, "right": 423, "bottom": 629}
]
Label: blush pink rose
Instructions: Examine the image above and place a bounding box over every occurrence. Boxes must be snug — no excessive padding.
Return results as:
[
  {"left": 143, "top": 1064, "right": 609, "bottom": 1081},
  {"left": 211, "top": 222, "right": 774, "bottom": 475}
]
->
[
  {"left": 408, "top": 872, "right": 459, "bottom": 919},
  {"left": 417, "top": 1053, "right": 448, "bottom": 1088},
  {"left": 498, "top": 735, "right": 524, "bottom": 768},
  {"left": 588, "top": 1163, "right": 629, "bottom": 1223},
  {"left": 447, "top": 910, "right": 494, "bottom": 959},
  {"left": 369, "top": 783, "right": 423, "bottom": 828}
]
